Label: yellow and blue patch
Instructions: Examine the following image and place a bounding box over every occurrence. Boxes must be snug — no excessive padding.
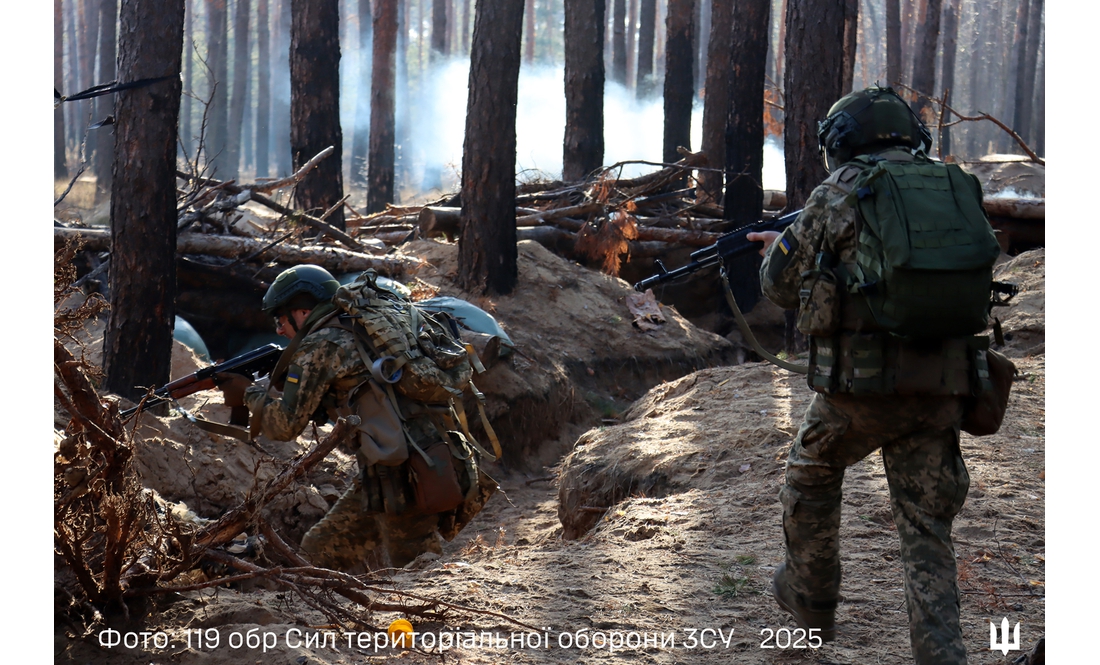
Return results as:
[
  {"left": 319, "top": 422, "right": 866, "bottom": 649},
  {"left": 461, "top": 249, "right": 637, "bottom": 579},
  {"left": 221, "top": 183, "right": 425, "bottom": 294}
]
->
[
  {"left": 286, "top": 372, "right": 300, "bottom": 385},
  {"left": 778, "top": 237, "right": 792, "bottom": 255}
]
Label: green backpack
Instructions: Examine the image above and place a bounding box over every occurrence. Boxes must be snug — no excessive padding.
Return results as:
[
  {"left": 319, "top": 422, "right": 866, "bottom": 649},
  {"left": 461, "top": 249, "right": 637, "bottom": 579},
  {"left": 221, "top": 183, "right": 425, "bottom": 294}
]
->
[{"left": 845, "top": 155, "right": 1002, "bottom": 338}]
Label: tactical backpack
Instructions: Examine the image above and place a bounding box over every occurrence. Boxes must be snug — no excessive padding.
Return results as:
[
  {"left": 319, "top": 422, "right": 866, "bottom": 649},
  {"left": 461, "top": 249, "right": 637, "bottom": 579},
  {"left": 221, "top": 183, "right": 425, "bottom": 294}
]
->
[{"left": 842, "top": 154, "right": 1003, "bottom": 338}]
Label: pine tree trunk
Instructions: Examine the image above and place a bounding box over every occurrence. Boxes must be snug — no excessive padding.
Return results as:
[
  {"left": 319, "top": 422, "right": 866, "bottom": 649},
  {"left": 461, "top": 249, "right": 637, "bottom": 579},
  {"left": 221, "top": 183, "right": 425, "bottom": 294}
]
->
[
  {"left": 459, "top": 0, "right": 524, "bottom": 295},
  {"left": 563, "top": 0, "right": 605, "bottom": 181},
  {"left": 350, "top": 0, "right": 372, "bottom": 187},
  {"left": 181, "top": 0, "right": 194, "bottom": 159},
  {"left": 65, "top": 0, "right": 82, "bottom": 154},
  {"left": 938, "top": 0, "right": 959, "bottom": 156},
  {"left": 79, "top": 0, "right": 100, "bottom": 178},
  {"left": 226, "top": 0, "right": 251, "bottom": 179},
  {"left": 723, "top": 0, "right": 769, "bottom": 224},
  {"left": 368, "top": 0, "right": 398, "bottom": 212},
  {"left": 697, "top": 0, "right": 732, "bottom": 202},
  {"left": 910, "top": 0, "right": 941, "bottom": 121},
  {"left": 783, "top": 0, "right": 845, "bottom": 209},
  {"left": 840, "top": 0, "right": 857, "bottom": 94},
  {"left": 432, "top": 0, "right": 448, "bottom": 60},
  {"left": 886, "top": 0, "right": 900, "bottom": 86},
  {"left": 273, "top": 0, "right": 293, "bottom": 175},
  {"left": 55, "top": 0, "right": 69, "bottom": 180},
  {"left": 92, "top": 0, "right": 118, "bottom": 198},
  {"left": 611, "top": 0, "right": 627, "bottom": 84},
  {"left": 626, "top": 0, "right": 637, "bottom": 87},
  {"left": 1014, "top": 0, "right": 1041, "bottom": 145},
  {"left": 255, "top": 0, "right": 272, "bottom": 177},
  {"left": 662, "top": 0, "right": 694, "bottom": 163},
  {"left": 206, "top": 0, "right": 229, "bottom": 175},
  {"left": 290, "top": 0, "right": 345, "bottom": 228},
  {"left": 104, "top": 0, "right": 184, "bottom": 401},
  {"left": 524, "top": 0, "right": 536, "bottom": 61},
  {"left": 635, "top": 0, "right": 655, "bottom": 97}
]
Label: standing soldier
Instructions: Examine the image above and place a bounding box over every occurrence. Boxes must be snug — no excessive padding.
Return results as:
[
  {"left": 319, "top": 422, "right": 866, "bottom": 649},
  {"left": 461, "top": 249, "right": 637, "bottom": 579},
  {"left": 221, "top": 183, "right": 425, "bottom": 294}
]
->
[{"left": 747, "top": 87, "right": 1004, "bottom": 664}]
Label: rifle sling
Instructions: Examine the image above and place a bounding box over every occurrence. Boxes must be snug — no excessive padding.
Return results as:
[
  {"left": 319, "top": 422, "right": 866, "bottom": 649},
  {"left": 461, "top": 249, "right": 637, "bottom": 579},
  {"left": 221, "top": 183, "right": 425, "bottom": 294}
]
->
[{"left": 720, "top": 267, "right": 809, "bottom": 375}]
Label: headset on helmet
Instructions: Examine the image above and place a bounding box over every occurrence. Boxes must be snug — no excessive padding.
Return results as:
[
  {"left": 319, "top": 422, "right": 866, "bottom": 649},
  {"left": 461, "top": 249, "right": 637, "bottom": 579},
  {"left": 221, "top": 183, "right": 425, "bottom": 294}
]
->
[
  {"left": 817, "top": 86, "right": 933, "bottom": 170},
  {"left": 262, "top": 264, "right": 340, "bottom": 316}
]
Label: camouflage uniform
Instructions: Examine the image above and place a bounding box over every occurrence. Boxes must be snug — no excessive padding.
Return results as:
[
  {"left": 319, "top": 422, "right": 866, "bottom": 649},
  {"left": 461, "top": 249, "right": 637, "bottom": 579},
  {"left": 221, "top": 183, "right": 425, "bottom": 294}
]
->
[
  {"left": 760, "top": 149, "right": 970, "bottom": 664},
  {"left": 244, "top": 308, "right": 444, "bottom": 571}
]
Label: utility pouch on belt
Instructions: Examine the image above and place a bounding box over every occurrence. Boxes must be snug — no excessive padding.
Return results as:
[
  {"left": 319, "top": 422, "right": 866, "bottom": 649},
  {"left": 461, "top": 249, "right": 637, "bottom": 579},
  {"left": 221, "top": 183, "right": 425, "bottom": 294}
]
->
[
  {"left": 407, "top": 440, "right": 466, "bottom": 514},
  {"left": 962, "top": 338, "right": 1017, "bottom": 436},
  {"left": 343, "top": 379, "right": 409, "bottom": 466},
  {"left": 796, "top": 253, "right": 842, "bottom": 338}
]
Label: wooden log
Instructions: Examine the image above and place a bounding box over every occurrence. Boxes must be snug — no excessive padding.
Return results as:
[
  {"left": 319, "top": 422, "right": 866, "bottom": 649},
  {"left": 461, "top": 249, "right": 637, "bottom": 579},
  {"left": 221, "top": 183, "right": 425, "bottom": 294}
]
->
[
  {"left": 418, "top": 206, "right": 462, "bottom": 239},
  {"left": 515, "top": 201, "right": 603, "bottom": 226},
  {"left": 983, "top": 196, "right": 1044, "bottom": 219},
  {"left": 54, "top": 227, "right": 421, "bottom": 276}
]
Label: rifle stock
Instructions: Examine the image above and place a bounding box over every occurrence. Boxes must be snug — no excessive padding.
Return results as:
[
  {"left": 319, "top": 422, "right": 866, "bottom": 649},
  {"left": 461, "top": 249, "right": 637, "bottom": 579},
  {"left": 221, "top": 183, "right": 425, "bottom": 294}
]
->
[
  {"left": 120, "top": 343, "right": 284, "bottom": 419},
  {"left": 633, "top": 208, "right": 803, "bottom": 292}
]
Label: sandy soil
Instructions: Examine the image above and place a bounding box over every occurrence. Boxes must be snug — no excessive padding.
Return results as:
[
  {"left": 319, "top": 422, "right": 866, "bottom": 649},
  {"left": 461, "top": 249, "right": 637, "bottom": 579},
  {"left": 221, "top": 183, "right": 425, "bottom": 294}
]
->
[{"left": 55, "top": 247, "right": 1044, "bottom": 665}]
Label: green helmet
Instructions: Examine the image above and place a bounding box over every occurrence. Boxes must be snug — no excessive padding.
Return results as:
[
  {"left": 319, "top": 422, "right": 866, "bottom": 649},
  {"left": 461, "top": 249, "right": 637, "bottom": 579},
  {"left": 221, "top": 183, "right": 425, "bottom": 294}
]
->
[
  {"left": 262, "top": 264, "right": 340, "bottom": 315},
  {"left": 817, "top": 86, "right": 932, "bottom": 167}
]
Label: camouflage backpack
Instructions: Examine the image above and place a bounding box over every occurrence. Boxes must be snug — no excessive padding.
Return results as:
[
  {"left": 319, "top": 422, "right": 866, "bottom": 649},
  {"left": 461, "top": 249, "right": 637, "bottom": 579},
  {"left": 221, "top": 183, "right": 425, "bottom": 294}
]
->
[
  {"left": 332, "top": 270, "right": 474, "bottom": 403},
  {"left": 844, "top": 154, "right": 1003, "bottom": 338}
]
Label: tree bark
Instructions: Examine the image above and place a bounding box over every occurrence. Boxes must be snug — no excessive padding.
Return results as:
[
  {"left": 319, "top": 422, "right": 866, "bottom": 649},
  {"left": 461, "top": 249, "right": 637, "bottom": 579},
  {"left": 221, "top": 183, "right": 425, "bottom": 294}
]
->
[
  {"left": 368, "top": 0, "right": 398, "bottom": 212},
  {"left": 840, "top": 0, "right": 857, "bottom": 94},
  {"left": 181, "top": 0, "right": 194, "bottom": 159},
  {"left": 563, "top": 0, "right": 605, "bottom": 181},
  {"left": 92, "top": 0, "right": 118, "bottom": 197},
  {"left": 104, "top": 0, "right": 184, "bottom": 401},
  {"left": 886, "top": 0, "right": 900, "bottom": 86},
  {"left": 910, "top": 0, "right": 941, "bottom": 121},
  {"left": 783, "top": 0, "right": 846, "bottom": 210},
  {"left": 64, "top": 0, "right": 81, "bottom": 154},
  {"left": 1015, "top": 0, "right": 1041, "bottom": 145},
  {"left": 626, "top": 0, "right": 637, "bottom": 87},
  {"left": 225, "top": 0, "right": 251, "bottom": 179},
  {"left": 635, "top": 0, "right": 656, "bottom": 97},
  {"left": 55, "top": 0, "right": 69, "bottom": 180},
  {"left": 524, "top": 0, "right": 536, "bottom": 61},
  {"left": 938, "top": 0, "right": 959, "bottom": 156},
  {"left": 255, "top": 0, "right": 272, "bottom": 177},
  {"left": 290, "top": 0, "right": 345, "bottom": 228},
  {"left": 459, "top": 0, "right": 524, "bottom": 295},
  {"left": 350, "top": 0, "right": 373, "bottom": 187},
  {"left": 611, "top": 0, "right": 627, "bottom": 84},
  {"left": 662, "top": 0, "right": 694, "bottom": 164},
  {"left": 723, "top": 0, "right": 769, "bottom": 225},
  {"left": 697, "top": 0, "right": 732, "bottom": 202},
  {"left": 206, "top": 0, "right": 229, "bottom": 176}
]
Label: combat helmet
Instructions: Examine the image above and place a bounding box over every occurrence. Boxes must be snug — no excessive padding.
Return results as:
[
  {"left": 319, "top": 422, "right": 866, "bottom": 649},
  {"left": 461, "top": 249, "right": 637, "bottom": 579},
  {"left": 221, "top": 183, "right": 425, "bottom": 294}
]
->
[
  {"left": 262, "top": 264, "right": 340, "bottom": 316},
  {"left": 817, "top": 86, "right": 932, "bottom": 170}
]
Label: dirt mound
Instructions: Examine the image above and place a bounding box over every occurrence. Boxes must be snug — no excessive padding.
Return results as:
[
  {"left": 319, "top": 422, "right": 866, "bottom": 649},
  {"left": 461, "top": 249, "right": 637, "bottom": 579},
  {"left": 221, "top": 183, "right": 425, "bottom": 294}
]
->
[
  {"left": 990, "top": 247, "right": 1045, "bottom": 357},
  {"left": 404, "top": 238, "right": 739, "bottom": 469}
]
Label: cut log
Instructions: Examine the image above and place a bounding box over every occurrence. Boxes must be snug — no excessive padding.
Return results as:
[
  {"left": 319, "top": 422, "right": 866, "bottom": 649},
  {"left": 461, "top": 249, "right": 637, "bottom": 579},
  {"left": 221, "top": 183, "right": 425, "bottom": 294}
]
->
[
  {"left": 55, "top": 227, "right": 421, "bottom": 276},
  {"left": 983, "top": 196, "right": 1044, "bottom": 220},
  {"left": 418, "top": 206, "right": 463, "bottom": 239}
]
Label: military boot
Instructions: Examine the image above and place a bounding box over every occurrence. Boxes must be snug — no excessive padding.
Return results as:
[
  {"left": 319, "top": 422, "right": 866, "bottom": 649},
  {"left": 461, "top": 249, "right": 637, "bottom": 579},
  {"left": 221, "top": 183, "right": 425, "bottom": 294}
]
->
[{"left": 771, "top": 563, "right": 838, "bottom": 642}]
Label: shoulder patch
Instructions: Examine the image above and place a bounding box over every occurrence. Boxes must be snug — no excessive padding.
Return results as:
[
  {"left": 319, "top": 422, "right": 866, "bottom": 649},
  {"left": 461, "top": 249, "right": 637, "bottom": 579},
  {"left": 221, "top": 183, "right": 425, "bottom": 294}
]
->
[{"left": 823, "top": 164, "right": 865, "bottom": 194}]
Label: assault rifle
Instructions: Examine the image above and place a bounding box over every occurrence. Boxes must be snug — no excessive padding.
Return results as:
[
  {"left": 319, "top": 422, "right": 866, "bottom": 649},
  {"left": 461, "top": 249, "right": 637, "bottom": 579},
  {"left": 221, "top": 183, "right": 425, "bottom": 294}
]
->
[
  {"left": 633, "top": 208, "right": 803, "bottom": 292},
  {"left": 120, "top": 343, "right": 284, "bottom": 419}
]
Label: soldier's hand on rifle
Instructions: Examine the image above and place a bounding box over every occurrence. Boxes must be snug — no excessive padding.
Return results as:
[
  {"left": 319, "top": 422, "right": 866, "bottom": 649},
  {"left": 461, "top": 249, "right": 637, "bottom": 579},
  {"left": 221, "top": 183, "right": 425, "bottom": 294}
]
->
[
  {"left": 746, "top": 230, "right": 781, "bottom": 257},
  {"left": 214, "top": 372, "right": 253, "bottom": 408}
]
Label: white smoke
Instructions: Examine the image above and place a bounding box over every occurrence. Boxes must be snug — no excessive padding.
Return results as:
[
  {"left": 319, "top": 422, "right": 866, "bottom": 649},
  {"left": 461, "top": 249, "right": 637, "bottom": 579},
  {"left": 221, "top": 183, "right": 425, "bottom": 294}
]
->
[{"left": 394, "top": 58, "right": 787, "bottom": 195}]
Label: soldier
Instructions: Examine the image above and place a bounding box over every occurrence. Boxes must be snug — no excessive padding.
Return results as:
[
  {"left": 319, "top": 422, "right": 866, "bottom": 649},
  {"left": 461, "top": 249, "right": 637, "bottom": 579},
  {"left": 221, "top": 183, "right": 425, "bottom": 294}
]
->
[
  {"left": 747, "top": 87, "right": 994, "bottom": 664},
  {"left": 218, "top": 265, "right": 460, "bottom": 571}
]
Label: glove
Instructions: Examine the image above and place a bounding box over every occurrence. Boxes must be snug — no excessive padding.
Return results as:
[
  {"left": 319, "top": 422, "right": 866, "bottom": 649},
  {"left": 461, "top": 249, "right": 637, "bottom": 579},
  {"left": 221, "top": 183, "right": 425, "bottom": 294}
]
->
[{"left": 214, "top": 372, "right": 253, "bottom": 408}]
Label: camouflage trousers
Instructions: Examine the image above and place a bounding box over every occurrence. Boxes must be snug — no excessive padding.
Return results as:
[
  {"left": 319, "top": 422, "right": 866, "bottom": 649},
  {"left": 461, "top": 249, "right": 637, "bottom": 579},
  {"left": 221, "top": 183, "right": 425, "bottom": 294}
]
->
[
  {"left": 300, "top": 477, "right": 442, "bottom": 572},
  {"left": 781, "top": 392, "right": 969, "bottom": 665}
]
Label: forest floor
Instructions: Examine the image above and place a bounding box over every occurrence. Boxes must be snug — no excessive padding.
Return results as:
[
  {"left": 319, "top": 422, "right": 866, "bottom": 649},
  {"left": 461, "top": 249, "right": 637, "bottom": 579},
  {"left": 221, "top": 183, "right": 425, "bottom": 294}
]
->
[{"left": 54, "top": 239, "right": 1045, "bottom": 664}]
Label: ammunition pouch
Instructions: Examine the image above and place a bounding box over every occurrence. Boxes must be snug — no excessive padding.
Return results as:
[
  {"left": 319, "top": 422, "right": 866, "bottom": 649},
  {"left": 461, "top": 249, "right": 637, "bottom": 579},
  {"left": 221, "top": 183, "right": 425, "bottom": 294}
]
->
[{"left": 808, "top": 332, "right": 988, "bottom": 397}]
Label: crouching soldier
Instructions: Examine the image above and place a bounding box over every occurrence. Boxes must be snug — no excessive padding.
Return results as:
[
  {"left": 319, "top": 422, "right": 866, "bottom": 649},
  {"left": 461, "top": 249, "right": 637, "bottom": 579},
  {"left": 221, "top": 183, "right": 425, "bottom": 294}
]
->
[{"left": 219, "top": 264, "right": 497, "bottom": 571}]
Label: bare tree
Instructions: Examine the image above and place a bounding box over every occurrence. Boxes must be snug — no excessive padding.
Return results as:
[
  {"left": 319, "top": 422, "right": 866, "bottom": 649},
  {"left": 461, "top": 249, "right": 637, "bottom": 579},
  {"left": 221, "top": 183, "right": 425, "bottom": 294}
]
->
[
  {"left": 783, "top": 0, "right": 846, "bottom": 209},
  {"left": 524, "top": 0, "right": 536, "bottom": 61},
  {"left": 563, "top": 0, "right": 605, "bottom": 181},
  {"left": 938, "top": 0, "right": 960, "bottom": 155},
  {"left": 273, "top": 0, "right": 293, "bottom": 175},
  {"left": 290, "top": 0, "right": 345, "bottom": 228},
  {"left": 636, "top": 0, "right": 656, "bottom": 97},
  {"left": 886, "top": 0, "right": 900, "bottom": 86},
  {"left": 910, "top": 0, "right": 942, "bottom": 121},
  {"left": 723, "top": 0, "right": 770, "bottom": 225},
  {"left": 1014, "top": 0, "right": 1042, "bottom": 146},
  {"left": 368, "top": 0, "right": 398, "bottom": 212},
  {"left": 459, "top": 0, "right": 524, "bottom": 295},
  {"left": 206, "top": 0, "right": 229, "bottom": 174},
  {"left": 662, "top": 0, "right": 694, "bottom": 163},
  {"left": 698, "top": 0, "right": 732, "bottom": 202},
  {"left": 104, "top": 0, "right": 185, "bottom": 401},
  {"left": 92, "top": 0, "right": 118, "bottom": 197},
  {"left": 226, "top": 0, "right": 251, "bottom": 179},
  {"left": 255, "top": 0, "right": 272, "bottom": 177},
  {"left": 181, "top": 0, "right": 194, "bottom": 157},
  {"left": 611, "top": 0, "right": 627, "bottom": 84},
  {"left": 626, "top": 0, "right": 637, "bottom": 87},
  {"left": 840, "top": 0, "right": 857, "bottom": 93},
  {"left": 55, "top": 0, "right": 69, "bottom": 180},
  {"left": 432, "top": 0, "right": 448, "bottom": 60}
]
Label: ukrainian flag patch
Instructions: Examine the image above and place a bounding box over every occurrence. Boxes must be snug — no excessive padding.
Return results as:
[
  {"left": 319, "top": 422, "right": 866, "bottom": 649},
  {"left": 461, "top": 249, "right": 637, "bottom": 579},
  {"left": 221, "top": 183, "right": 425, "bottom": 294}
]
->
[
  {"left": 286, "top": 372, "right": 300, "bottom": 384},
  {"left": 778, "top": 237, "right": 792, "bottom": 255}
]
